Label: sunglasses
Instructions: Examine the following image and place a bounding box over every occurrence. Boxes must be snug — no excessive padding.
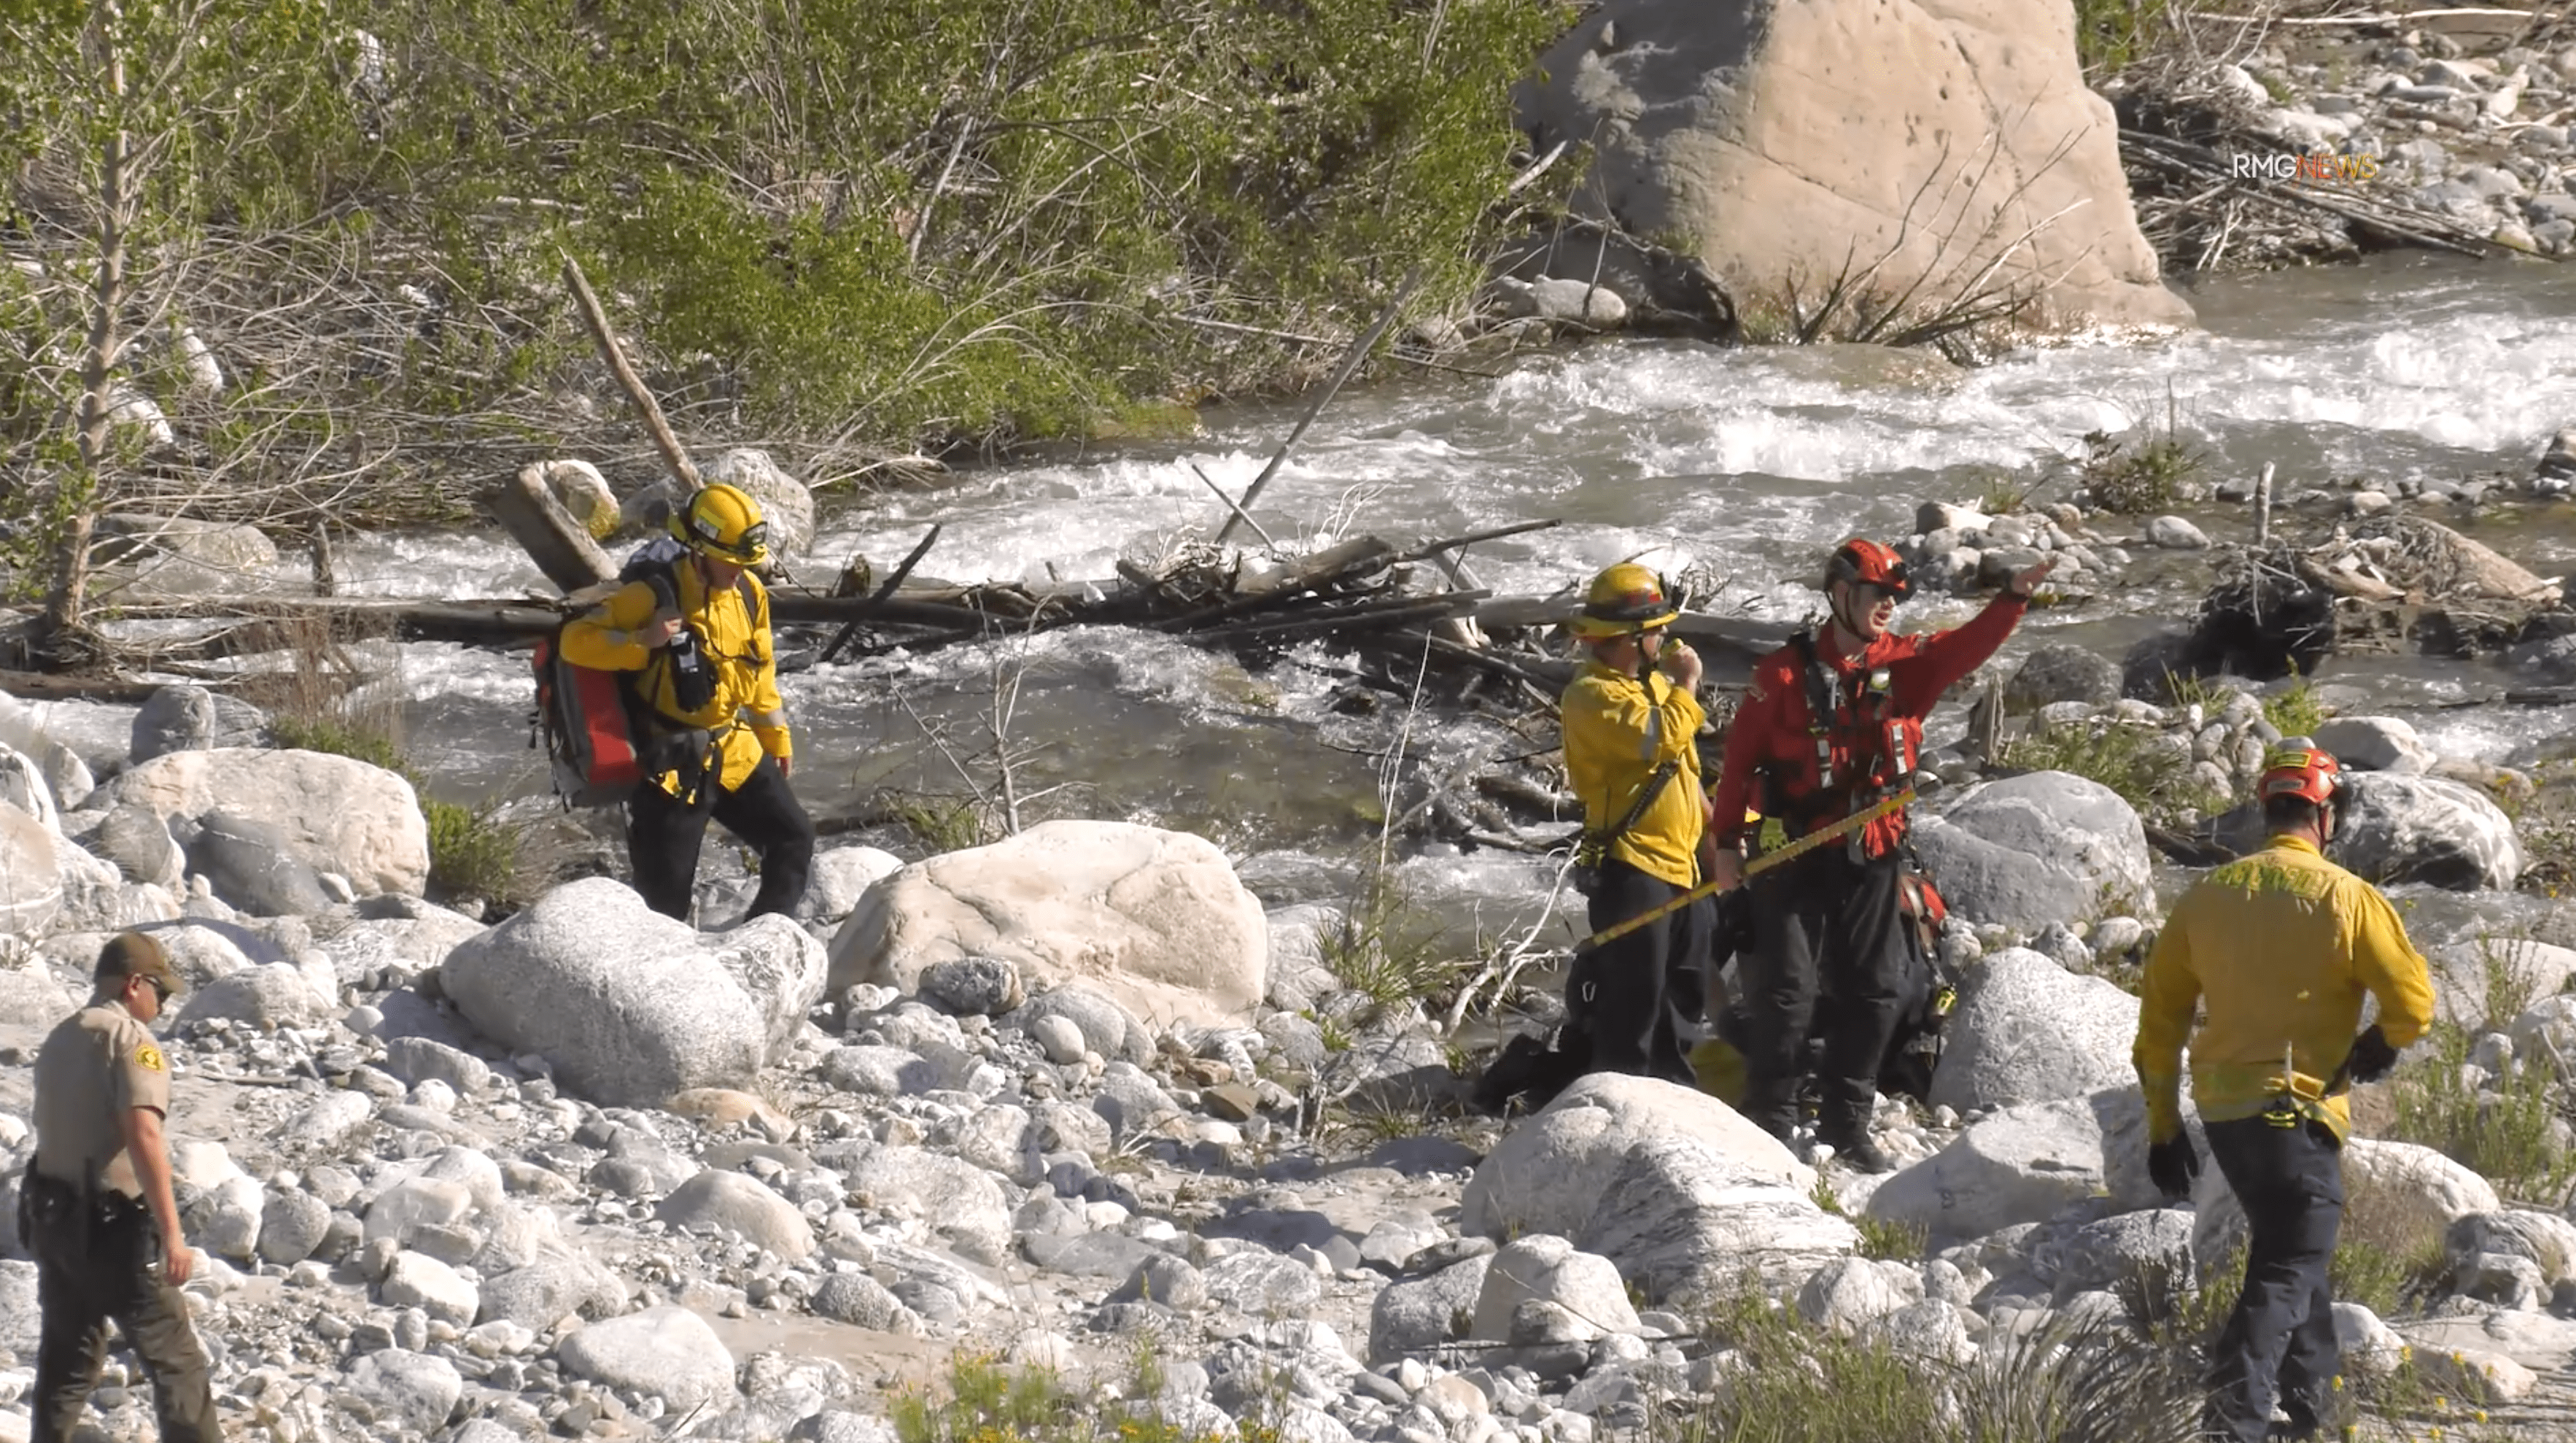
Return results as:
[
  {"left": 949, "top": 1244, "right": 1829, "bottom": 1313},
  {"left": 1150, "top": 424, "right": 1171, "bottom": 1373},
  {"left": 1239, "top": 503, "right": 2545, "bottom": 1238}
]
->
[{"left": 142, "top": 977, "right": 172, "bottom": 1005}]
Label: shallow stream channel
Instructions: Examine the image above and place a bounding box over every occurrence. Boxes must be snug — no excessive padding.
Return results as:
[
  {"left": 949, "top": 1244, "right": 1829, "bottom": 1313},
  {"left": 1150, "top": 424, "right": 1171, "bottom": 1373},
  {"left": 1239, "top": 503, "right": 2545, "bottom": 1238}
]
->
[{"left": 153, "top": 251, "right": 2576, "bottom": 948}]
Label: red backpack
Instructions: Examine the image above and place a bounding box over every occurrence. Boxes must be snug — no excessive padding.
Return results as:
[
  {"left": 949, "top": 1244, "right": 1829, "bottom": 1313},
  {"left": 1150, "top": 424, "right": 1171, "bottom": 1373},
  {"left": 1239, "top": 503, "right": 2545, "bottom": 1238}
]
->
[{"left": 531, "top": 557, "right": 754, "bottom": 808}]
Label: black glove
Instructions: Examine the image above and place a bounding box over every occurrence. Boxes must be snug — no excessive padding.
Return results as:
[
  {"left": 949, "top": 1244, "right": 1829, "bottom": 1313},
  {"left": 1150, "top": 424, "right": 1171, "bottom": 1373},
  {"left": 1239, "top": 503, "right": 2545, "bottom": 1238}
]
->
[
  {"left": 2147, "top": 1135, "right": 2202, "bottom": 1202},
  {"left": 2344, "top": 1024, "right": 2401, "bottom": 1086}
]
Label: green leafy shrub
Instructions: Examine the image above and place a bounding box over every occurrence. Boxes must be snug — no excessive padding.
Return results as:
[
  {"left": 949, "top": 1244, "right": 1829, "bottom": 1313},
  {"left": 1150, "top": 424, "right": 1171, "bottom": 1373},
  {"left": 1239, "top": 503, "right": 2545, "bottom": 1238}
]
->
[
  {"left": 2073, "top": 0, "right": 2176, "bottom": 77},
  {"left": 2076, "top": 427, "right": 2206, "bottom": 515},
  {"left": 2001, "top": 719, "right": 2232, "bottom": 829},
  {"left": 2387, "top": 1021, "right": 2576, "bottom": 1207}
]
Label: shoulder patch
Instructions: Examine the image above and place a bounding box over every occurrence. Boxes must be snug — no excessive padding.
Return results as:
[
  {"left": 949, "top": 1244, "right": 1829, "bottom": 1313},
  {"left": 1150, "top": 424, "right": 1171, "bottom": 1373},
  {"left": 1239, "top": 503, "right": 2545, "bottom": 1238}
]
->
[{"left": 133, "top": 1042, "right": 164, "bottom": 1073}]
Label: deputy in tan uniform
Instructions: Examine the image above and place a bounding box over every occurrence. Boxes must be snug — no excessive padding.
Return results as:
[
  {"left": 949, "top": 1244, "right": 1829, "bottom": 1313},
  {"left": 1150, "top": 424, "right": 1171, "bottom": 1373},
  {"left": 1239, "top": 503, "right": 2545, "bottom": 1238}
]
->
[{"left": 26, "top": 932, "right": 222, "bottom": 1443}]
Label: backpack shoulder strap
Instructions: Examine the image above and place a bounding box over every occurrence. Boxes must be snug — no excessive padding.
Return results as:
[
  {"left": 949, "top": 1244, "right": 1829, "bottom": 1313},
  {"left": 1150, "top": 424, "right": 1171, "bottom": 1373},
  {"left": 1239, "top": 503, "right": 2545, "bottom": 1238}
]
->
[
  {"left": 1586, "top": 759, "right": 1680, "bottom": 858},
  {"left": 1789, "top": 626, "right": 1837, "bottom": 733}
]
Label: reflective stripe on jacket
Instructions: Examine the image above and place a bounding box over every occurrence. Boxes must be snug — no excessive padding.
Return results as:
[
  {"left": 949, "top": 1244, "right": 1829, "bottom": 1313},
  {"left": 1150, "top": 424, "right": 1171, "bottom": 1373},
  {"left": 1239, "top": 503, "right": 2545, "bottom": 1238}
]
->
[{"left": 2133, "top": 833, "right": 2437, "bottom": 1145}]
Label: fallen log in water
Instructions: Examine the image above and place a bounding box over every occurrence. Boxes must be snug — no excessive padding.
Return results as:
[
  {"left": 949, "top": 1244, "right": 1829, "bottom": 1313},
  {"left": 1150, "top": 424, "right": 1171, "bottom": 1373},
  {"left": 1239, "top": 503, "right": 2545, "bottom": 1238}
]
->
[{"left": 47, "top": 514, "right": 1795, "bottom": 731}]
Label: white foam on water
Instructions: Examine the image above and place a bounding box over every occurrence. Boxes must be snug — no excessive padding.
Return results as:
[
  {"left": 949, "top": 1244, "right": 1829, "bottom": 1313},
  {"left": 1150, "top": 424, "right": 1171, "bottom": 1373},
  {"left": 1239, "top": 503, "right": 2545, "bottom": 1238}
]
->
[{"left": 253, "top": 260, "right": 2576, "bottom": 900}]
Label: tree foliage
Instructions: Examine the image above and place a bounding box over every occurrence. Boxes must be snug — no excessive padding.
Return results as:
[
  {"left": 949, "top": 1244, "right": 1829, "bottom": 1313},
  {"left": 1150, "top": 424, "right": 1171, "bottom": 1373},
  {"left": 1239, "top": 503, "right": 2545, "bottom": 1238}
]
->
[{"left": 1, "top": 0, "right": 1572, "bottom": 526}]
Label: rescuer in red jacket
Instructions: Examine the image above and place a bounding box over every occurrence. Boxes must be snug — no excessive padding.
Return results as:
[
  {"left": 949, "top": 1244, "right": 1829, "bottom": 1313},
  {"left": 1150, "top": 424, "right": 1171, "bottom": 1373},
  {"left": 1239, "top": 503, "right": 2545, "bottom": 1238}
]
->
[{"left": 1706, "top": 538, "right": 2052, "bottom": 1170}]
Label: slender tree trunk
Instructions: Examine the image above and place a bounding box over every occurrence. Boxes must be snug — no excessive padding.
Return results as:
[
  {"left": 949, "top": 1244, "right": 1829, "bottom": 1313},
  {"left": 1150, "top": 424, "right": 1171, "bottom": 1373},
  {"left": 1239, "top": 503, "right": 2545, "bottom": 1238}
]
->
[{"left": 42, "top": 0, "right": 130, "bottom": 649}]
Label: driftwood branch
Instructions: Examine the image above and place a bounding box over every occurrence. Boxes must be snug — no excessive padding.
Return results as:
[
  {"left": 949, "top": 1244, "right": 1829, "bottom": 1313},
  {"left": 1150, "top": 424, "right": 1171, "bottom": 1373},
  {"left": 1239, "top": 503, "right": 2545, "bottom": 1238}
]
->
[
  {"left": 560, "top": 254, "right": 702, "bottom": 490},
  {"left": 1214, "top": 269, "right": 1424, "bottom": 543},
  {"left": 817, "top": 522, "right": 943, "bottom": 667}
]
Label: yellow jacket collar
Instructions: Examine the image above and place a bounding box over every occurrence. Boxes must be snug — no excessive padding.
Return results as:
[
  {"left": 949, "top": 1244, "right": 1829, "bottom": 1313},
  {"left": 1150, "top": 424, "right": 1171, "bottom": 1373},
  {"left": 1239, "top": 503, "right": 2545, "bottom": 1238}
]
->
[{"left": 2267, "top": 833, "right": 2324, "bottom": 857}]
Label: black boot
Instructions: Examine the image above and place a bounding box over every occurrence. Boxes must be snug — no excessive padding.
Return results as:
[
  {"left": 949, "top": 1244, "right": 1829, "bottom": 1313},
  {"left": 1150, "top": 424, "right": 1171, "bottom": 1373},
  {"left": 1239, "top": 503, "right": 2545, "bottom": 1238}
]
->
[
  {"left": 1817, "top": 1124, "right": 1894, "bottom": 1174},
  {"left": 1739, "top": 1073, "right": 1801, "bottom": 1146},
  {"left": 1816, "top": 1093, "right": 1894, "bottom": 1174}
]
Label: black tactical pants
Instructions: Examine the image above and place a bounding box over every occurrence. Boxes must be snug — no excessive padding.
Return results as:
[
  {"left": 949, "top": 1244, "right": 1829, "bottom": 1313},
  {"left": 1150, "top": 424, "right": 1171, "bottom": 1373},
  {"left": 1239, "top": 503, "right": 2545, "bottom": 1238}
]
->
[
  {"left": 626, "top": 753, "right": 815, "bottom": 923},
  {"left": 33, "top": 1194, "right": 222, "bottom": 1443},
  {"left": 2205, "top": 1115, "right": 2346, "bottom": 1443},
  {"left": 1737, "top": 848, "right": 1908, "bottom": 1141},
  {"left": 1568, "top": 859, "right": 1709, "bottom": 1086}
]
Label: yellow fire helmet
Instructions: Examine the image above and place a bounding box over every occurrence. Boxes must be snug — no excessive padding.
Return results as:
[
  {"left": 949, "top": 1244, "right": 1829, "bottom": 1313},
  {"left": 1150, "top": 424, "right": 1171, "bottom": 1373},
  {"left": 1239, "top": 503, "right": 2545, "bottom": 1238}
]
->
[
  {"left": 668, "top": 482, "right": 771, "bottom": 567},
  {"left": 1567, "top": 562, "right": 1680, "bottom": 639}
]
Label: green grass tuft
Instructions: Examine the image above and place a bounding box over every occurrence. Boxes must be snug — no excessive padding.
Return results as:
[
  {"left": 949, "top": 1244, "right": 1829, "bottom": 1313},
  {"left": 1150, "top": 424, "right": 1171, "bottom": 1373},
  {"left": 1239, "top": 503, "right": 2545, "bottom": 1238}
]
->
[
  {"left": 1684, "top": 1280, "right": 2207, "bottom": 1443},
  {"left": 270, "top": 715, "right": 406, "bottom": 775},
  {"left": 2262, "top": 669, "right": 2327, "bottom": 740},
  {"left": 423, "top": 797, "right": 526, "bottom": 909},
  {"left": 1317, "top": 877, "right": 1459, "bottom": 1021}
]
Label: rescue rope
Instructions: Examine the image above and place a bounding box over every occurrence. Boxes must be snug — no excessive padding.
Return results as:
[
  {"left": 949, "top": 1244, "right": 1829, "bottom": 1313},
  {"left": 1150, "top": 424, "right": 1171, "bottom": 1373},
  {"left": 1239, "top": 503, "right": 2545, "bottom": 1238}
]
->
[{"left": 1570, "top": 789, "right": 1917, "bottom": 953}]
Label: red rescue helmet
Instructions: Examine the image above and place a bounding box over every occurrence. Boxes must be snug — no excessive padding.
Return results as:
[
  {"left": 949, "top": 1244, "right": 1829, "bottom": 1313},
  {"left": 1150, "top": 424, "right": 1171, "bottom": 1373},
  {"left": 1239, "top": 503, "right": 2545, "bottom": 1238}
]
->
[
  {"left": 1825, "top": 538, "right": 1912, "bottom": 600},
  {"left": 2259, "top": 739, "right": 2346, "bottom": 811}
]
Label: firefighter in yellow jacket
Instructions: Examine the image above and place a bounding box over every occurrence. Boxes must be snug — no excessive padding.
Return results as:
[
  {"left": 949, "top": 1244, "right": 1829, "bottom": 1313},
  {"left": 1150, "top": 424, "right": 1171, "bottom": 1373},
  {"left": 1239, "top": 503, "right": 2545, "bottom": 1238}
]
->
[
  {"left": 2133, "top": 740, "right": 2436, "bottom": 1443},
  {"left": 1559, "top": 563, "right": 1711, "bottom": 1085},
  {"left": 562, "top": 483, "right": 814, "bottom": 921}
]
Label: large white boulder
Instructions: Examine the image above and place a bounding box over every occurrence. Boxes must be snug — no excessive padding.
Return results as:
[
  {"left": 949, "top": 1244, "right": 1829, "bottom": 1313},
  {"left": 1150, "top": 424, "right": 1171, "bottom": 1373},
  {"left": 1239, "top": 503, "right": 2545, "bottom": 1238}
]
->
[
  {"left": 2314, "top": 717, "right": 2435, "bottom": 775},
  {"left": 655, "top": 1171, "right": 815, "bottom": 1260},
  {"left": 2335, "top": 774, "right": 2522, "bottom": 891},
  {"left": 0, "top": 743, "right": 60, "bottom": 834},
  {"left": 0, "top": 803, "right": 62, "bottom": 937},
  {"left": 1464, "top": 1072, "right": 1811, "bottom": 1237},
  {"left": 1463, "top": 1073, "right": 1848, "bottom": 1303},
  {"left": 1513, "top": 0, "right": 2192, "bottom": 333},
  {"left": 179, "top": 962, "right": 331, "bottom": 1029},
  {"left": 1575, "top": 1133, "right": 1861, "bottom": 1303},
  {"left": 344, "top": 1348, "right": 462, "bottom": 1434},
  {"left": 319, "top": 909, "right": 492, "bottom": 989},
  {"left": 833, "top": 1142, "right": 1016, "bottom": 1264},
  {"left": 440, "top": 877, "right": 828, "bottom": 1107},
  {"left": 1471, "top": 1235, "right": 1642, "bottom": 1342},
  {"left": 0, "top": 694, "right": 102, "bottom": 810},
  {"left": 1868, "top": 1088, "right": 2160, "bottom": 1243},
  {"left": 2447, "top": 1210, "right": 2576, "bottom": 1291},
  {"left": 90, "top": 514, "right": 277, "bottom": 599},
  {"left": 556, "top": 1306, "right": 737, "bottom": 1411},
  {"left": 110, "top": 748, "right": 428, "bottom": 897},
  {"left": 1909, "top": 773, "right": 2154, "bottom": 932},
  {"left": 0, "top": 964, "right": 73, "bottom": 1026},
  {"left": 1798, "top": 1256, "right": 1926, "bottom": 1336},
  {"left": 829, "top": 821, "right": 1266, "bottom": 1029},
  {"left": 1928, "top": 948, "right": 2140, "bottom": 1112},
  {"left": 796, "top": 845, "right": 904, "bottom": 926}
]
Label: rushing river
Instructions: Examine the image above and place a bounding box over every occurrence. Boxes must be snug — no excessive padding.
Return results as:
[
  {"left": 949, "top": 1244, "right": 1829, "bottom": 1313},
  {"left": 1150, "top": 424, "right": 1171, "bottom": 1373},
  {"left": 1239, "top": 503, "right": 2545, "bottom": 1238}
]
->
[{"left": 212, "top": 250, "right": 2576, "bottom": 933}]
